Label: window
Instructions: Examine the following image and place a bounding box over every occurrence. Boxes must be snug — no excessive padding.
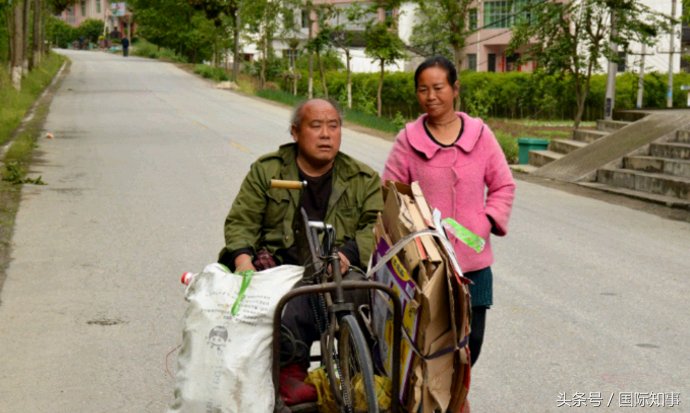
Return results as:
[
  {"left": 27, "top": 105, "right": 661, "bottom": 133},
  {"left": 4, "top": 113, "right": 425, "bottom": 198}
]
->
[
  {"left": 80, "top": 0, "right": 86, "bottom": 16},
  {"left": 301, "top": 9, "right": 309, "bottom": 29},
  {"left": 467, "top": 54, "right": 477, "bottom": 71},
  {"left": 513, "top": 0, "right": 533, "bottom": 25},
  {"left": 283, "top": 49, "right": 299, "bottom": 65},
  {"left": 617, "top": 51, "right": 626, "bottom": 73},
  {"left": 484, "top": 0, "right": 541, "bottom": 28},
  {"left": 96, "top": 0, "right": 101, "bottom": 13},
  {"left": 506, "top": 53, "right": 520, "bottom": 71},
  {"left": 469, "top": 9, "right": 477, "bottom": 31},
  {"left": 484, "top": 1, "right": 511, "bottom": 28}
]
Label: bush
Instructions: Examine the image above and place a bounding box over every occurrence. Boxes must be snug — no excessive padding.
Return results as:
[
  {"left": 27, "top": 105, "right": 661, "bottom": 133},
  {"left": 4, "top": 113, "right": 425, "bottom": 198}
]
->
[
  {"left": 46, "top": 16, "right": 76, "bottom": 48},
  {"left": 194, "top": 64, "right": 229, "bottom": 82},
  {"left": 133, "top": 39, "right": 188, "bottom": 63},
  {"left": 77, "top": 19, "right": 105, "bottom": 43}
]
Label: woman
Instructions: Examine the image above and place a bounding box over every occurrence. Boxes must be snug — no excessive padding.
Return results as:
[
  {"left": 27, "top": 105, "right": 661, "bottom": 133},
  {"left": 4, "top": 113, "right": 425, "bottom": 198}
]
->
[{"left": 383, "top": 56, "right": 515, "bottom": 371}]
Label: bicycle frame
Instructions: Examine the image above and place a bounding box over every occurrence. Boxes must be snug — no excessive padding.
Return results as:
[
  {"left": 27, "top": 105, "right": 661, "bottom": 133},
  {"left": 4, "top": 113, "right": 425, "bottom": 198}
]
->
[
  {"left": 269, "top": 179, "right": 403, "bottom": 413},
  {"left": 271, "top": 281, "right": 402, "bottom": 412}
]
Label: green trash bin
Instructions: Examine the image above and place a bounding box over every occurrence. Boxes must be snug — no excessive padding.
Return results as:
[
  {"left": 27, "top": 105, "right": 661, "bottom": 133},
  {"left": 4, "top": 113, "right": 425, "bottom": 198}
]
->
[{"left": 517, "top": 137, "right": 549, "bottom": 165}]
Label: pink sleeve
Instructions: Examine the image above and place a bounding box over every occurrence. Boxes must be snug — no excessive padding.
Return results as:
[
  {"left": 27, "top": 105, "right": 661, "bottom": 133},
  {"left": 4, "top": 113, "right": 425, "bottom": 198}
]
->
[
  {"left": 382, "top": 130, "right": 412, "bottom": 185},
  {"left": 482, "top": 128, "right": 516, "bottom": 236}
]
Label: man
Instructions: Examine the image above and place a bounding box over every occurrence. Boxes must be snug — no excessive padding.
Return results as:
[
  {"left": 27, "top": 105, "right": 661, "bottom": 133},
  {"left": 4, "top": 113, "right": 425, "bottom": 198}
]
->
[
  {"left": 121, "top": 36, "right": 130, "bottom": 57},
  {"left": 218, "top": 98, "right": 383, "bottom": 406}
]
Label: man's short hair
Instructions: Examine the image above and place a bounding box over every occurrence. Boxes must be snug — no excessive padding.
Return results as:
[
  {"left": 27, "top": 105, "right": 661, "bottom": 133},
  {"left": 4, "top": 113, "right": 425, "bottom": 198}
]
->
[{"left": 290, "top": 98, "right": 343, "bottom": 132}]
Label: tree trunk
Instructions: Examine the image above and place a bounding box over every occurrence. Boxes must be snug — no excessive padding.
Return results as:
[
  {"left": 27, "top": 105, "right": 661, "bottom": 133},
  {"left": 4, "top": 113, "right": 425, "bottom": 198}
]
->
[
  {"left": 22, "top": 0, "right": 30, "bottom": 72},
  {"left": 377, "top": 59, "right": 384, "bottom": 117},
  {"left": 346, "top": 50, "right": 352, "bottom": 109},
  {"left": 11, "top": 0, "right": 24, "bottom": 90},
  {"left": 307, "top": 6, "right": 313, "bottom": 99},
  {"left": 453, "top": 43, "right": 463, "bottom": 111},
  {"left": 232, "top": 13, "right": 240, "bottom": 81},
  {"left": 317, "top": 51, "right": 328, "bottom": 98},
  {"left": 32, "top": 0, "right": 42, "bottom": 69}
]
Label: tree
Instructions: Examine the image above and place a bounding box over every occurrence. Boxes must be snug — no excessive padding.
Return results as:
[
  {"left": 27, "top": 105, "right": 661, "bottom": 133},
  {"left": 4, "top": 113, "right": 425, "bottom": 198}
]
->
[
  {"left": 306, "top": 4, "right": 335, "bottom": 98},
  {"left": 130, "top": 0, "right": 214, "bottom": 62},
  {"left": 411, "top": 0, "right": 473, "bottom": 78},
  {"left": 242, "top": 0, "right": 298, "bottom": 89},
  {"left": 365, "top": 19, "right": 405, "bottom": 117},
  {"left": 331, "top": 2, "right": 366, "bottom": 109},
  {"left": 509, "top": 0, "right": 668, "bottom": 128}
]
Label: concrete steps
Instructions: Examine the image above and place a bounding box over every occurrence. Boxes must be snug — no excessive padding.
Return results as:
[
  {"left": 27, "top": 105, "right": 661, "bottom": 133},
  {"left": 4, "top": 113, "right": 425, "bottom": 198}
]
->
[
  {"left": 597, "top": 119, "right": 632, "bottom": 132},
  {"left": 578, "top": 182, "right": 690, "bottom": 209},
  {"left": 585, "top": 127, "right": 690, "bottom": 209},
  {"left": 623, "top": 155, "right": 690, "bottom": 178},
  {"left": 528, "top": 150, "right": 563, "bottom": 167},
  {"left": 649, "top": 142, "right": 690, "bottom": 159},
  {"left": 596, "top": 167, "right": 690, "bottom": 200},
  {"left": 550, "top": 139, "right": 588, "bottom": 154},
  {"left": 573, "top": 129, "right": 608, "bottom": 143}
]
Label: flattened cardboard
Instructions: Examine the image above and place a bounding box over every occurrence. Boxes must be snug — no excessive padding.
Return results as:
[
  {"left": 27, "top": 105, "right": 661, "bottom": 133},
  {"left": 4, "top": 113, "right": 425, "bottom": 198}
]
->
[{"left": 373, "top": 181, "right": 471, "bottom": 413}]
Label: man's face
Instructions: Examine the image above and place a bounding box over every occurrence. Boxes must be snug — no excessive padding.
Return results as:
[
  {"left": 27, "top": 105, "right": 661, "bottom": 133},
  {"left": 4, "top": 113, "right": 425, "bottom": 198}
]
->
[{"left": 291, "top": 100, "right": 342, "bottom": 173}]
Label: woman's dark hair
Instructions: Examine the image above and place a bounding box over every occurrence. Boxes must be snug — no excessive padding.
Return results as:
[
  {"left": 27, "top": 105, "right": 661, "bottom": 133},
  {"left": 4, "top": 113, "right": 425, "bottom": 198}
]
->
[{"left": 414, "top": 55, "right": 458, "bottom": 90}]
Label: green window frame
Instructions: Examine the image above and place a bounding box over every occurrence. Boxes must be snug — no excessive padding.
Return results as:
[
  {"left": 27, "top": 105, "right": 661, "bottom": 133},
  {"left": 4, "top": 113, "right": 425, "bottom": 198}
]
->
[{"left": 469, "top": 8, "right": 478, "bottom": 31}]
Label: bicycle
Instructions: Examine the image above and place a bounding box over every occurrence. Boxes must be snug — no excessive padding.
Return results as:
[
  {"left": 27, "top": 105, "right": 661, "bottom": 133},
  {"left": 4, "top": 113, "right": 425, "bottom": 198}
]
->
[{"left": 268, "top": 179, "right": 403, "bottom": 413}]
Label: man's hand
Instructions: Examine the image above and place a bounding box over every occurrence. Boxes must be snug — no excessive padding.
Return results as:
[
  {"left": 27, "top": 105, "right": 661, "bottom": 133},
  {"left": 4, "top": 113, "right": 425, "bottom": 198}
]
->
[
  {"left": 234, "top": 253, "right": 256, "bottom": 273},
  {"left": 336, "top": 251, "right": 350, "bottom": 275}
]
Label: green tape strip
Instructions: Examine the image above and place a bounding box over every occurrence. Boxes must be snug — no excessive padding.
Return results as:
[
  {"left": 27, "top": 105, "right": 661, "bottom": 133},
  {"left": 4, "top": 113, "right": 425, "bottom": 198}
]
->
[
  {"left": 442, "top": 218, "right": 486, "bottom": 253},
  {"left": 231, "top": 270, "right": 254, "bottom": 316}
]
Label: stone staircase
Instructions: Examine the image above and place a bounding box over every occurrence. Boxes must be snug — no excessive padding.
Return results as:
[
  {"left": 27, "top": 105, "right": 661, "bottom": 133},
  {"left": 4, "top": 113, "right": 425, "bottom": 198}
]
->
[
  {"left": 580, "top": 128, "right": 690, "bottom": 208},
  {"left": 527, "top": 119, "right": 632, "bottom": 168}
]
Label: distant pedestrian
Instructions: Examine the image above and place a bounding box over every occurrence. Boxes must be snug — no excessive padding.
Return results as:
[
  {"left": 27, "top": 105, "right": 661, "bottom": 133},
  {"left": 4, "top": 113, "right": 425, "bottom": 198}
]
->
[{"left": 121, "top": 36, "right": 130, "bottom": 57}]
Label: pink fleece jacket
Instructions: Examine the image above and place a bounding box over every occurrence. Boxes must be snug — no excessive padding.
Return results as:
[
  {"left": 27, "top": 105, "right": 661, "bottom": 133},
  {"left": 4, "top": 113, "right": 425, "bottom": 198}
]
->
[{"left": 382, "top": 112, "right": 516, "bottom": 273}]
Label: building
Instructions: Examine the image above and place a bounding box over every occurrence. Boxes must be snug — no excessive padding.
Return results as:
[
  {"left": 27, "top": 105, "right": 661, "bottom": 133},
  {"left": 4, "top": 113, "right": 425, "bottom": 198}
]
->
[
  {"left": 458, "top": 0, "right": 681, "bottom": 74},
  {"left": 57, "top": 0, "right": 134, "bottom": 40}
]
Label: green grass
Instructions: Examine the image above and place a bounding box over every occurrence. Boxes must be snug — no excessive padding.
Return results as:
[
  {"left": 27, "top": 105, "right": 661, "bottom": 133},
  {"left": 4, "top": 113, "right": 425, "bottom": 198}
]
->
[
  {"left": 343, "top": 109, "right": 401, "bottom": 134},
  {"left": 0, "top": 53, "right": 65, "bottom": 148},
  {"left": 256, "top": 89, "right": 304, "bottom": 107}
]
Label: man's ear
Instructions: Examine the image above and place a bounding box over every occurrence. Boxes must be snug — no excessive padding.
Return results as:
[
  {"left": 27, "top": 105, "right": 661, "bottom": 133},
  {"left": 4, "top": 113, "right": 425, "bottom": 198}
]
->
[{"left": 291, "top": 125, "right": 299, "bottom": 142}]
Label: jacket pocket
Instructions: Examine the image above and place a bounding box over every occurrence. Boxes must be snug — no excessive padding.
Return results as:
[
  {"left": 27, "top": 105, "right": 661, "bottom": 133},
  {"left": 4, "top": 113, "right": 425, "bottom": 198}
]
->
[{"left": 264, "top": 189, "right": 290, "bottom": 229}]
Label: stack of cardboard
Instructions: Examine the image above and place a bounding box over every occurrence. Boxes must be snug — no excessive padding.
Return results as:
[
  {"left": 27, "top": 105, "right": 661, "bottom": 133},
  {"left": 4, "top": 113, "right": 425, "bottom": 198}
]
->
[{"left": 371, "top": 181, "right": 471, "bottom": 413}]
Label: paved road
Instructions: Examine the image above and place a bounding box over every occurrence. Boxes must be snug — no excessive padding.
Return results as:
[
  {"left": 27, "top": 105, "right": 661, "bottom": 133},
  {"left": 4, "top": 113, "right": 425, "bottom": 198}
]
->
[{"left": 0, "top": 50, "right": 687, "bottom": 412}]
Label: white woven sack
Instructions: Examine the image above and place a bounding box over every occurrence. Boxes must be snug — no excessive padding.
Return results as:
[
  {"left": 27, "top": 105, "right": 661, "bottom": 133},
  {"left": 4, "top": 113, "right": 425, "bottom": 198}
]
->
[{"left": 167, "top": 263, "right": 304, "bottom": 413}]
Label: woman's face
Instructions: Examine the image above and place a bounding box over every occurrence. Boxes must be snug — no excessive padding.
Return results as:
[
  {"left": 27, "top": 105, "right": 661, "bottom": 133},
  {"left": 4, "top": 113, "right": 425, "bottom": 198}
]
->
[{"left": 415, "top": 66, "right": 458, "bottom": 119}]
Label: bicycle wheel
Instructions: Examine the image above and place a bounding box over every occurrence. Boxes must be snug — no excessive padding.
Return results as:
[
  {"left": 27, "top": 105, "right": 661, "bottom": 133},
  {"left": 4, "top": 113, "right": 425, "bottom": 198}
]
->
[{"left": 338, "top": 314, "right": 379, "bottom": 413}]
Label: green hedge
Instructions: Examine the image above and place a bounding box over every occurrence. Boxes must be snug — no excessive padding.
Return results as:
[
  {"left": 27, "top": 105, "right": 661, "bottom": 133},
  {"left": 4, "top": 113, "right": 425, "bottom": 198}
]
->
[{"left": 279, "top": 68, "right": 690, "bottom": 121}]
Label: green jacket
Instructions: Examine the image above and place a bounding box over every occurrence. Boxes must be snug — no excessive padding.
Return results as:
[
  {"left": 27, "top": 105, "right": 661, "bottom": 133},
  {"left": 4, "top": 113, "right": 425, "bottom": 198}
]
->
[{"left": 221, "top": 143, "right": 383, "bottom": 268}]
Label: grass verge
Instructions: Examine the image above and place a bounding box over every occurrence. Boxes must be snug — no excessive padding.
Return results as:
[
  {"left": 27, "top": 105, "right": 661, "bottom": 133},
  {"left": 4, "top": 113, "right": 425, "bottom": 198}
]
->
[{"left": 0, "top": 52, "right": 67, "bottom": 298}]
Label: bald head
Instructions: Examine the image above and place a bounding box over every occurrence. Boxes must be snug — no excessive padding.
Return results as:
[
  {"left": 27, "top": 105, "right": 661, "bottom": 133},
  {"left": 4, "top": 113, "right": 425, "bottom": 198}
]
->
[{"left": 290, "top": 98, "right": 343, "bottom": 132}]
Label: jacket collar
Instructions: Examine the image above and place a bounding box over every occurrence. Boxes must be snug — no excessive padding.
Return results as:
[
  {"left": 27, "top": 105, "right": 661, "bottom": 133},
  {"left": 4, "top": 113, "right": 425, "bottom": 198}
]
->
[{"left": 405, "top": 112, "right": 484, "bottom": 159}]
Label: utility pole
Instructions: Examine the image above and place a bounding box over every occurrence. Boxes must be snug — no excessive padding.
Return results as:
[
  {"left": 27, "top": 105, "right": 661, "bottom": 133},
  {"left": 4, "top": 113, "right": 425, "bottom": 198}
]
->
[
  {"left": 667, "top": 0, "right": 677, "bottom": 108},
  {"left": 629, "top": 45, "right": 652, "bottom": 109},
  {"left": 604, "top": 9, "right": 618, "bottom": 120}
]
